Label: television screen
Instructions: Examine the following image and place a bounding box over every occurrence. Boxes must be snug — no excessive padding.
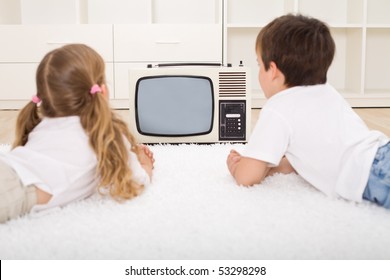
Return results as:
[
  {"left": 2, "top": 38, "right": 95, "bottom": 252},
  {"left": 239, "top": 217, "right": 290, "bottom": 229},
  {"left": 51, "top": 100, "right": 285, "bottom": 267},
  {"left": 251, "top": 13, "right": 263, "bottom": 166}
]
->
[{"left": 135, "top": 76, "right": 214, "bottom": 136}]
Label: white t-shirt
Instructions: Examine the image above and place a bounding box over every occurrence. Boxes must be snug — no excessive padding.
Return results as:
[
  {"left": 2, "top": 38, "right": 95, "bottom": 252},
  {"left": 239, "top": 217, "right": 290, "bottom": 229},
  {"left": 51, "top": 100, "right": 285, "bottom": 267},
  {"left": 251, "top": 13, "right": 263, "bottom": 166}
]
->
[
  {"left": 242, "top": 84, "right": 389, "bottom": 202},
  {"left": 0, "top": 116, "right": 150, "bottom": 212}
]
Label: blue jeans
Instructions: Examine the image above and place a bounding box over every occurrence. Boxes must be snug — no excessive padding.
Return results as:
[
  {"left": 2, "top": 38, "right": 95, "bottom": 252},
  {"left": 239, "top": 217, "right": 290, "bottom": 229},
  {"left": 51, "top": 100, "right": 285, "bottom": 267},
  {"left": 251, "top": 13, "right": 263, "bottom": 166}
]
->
[{"left": 363, "top": 142, "right": 390, "bottom": 209}]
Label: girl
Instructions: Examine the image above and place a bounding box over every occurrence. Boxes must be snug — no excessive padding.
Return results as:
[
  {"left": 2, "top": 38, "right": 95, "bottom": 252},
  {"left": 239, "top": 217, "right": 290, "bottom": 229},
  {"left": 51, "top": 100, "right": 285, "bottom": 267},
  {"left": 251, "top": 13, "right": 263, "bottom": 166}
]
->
[{"left": 0, "top": 44, "right": 154, "bottom": 223}]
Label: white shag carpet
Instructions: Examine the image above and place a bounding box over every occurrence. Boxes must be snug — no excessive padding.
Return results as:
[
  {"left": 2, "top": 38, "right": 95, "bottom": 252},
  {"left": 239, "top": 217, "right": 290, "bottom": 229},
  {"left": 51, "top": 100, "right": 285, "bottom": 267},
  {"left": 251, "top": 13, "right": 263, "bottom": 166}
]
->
[{"left": 0, "top": 143, "right": 390, "bottom": 260}]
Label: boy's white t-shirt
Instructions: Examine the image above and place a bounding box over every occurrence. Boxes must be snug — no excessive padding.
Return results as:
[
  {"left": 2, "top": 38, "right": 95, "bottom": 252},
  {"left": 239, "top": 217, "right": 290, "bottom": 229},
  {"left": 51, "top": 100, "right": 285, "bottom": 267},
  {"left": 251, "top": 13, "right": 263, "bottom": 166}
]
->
[
  {"left": 0, "top": 116, "right": 150, "bottom": 212},
  {"left": 242, "top": 84, "right": 389, "bottom": 202}
]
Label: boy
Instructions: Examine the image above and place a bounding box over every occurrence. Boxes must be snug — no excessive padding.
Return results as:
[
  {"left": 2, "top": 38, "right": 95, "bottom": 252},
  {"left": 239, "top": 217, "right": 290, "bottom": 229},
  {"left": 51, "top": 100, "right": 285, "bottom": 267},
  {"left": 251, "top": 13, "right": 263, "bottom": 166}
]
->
[{"left": 226, "top": 14, "right": 390, "bottom": 209}]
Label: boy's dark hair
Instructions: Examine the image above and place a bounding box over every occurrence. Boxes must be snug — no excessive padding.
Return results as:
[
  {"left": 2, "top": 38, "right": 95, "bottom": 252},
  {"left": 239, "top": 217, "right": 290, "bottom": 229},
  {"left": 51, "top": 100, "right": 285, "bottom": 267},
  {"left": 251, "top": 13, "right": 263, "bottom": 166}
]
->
[{"left": 256, "top": 14, "right": 335, "bottom": 87}]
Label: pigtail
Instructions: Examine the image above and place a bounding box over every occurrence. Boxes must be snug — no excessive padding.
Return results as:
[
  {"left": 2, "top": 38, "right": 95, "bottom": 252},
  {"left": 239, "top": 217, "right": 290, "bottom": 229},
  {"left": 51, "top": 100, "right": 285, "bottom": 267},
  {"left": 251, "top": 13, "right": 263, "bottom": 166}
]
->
[
  {"left": 13, "top": 101, "right": 41, "bottom": 148},
  {"left": 80, "top": 94, "right": 143, "bottom": 200}
]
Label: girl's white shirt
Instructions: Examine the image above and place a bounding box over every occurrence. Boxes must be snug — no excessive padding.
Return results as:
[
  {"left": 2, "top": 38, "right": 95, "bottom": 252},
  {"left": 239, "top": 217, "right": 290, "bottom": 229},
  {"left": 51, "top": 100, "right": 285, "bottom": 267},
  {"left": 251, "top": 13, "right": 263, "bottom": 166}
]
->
[
  {"left": 243, "top": 84, "right": 389, "bottom": 202},
  {"left": 0, "top": 116, "right": 150, "bottom": 212}
]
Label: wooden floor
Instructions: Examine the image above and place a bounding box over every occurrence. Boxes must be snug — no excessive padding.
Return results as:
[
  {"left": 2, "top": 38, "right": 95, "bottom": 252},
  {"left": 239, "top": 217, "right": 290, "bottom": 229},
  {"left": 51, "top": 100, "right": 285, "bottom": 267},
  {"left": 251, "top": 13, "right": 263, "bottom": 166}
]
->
[{"left": 1, "top": 108, "right": 390, "bottom": 144}]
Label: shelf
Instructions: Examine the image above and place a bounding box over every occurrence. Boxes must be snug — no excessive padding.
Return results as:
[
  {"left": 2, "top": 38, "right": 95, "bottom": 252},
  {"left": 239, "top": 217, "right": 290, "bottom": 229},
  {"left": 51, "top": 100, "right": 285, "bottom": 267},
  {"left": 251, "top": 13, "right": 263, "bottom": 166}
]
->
[
  {"left": 224, "top": 0, "right": 390, "bottom": 107},
  {"left": 226, "top": 28, "right": 260, "bottom": 94},
  {"left": 226, "top": 26, "right": 366, "bottom": 98},
  {"left": 227, "top": 23, "right": 365, "bottom": 29},
  {"left": 0, "top": 0, "right": 220, "bottom": 25},
  {"left": 88, "top": 0, "right": 150, "bottom": 24},
  {"left": 298, "top": 0, "right": 364, "bottom": 25},
  {"left": 327, "top": 28, "right": 363, "bottom": 95},
  {"left": 1, "top": 0, "right": 390, "bottom": 108},
  {"left": 152, "top": 0, "right": 220, "bottom": 24},
  {"left": 365, "top": 28, "right": 390, "bottom": 94},
  {"left": 0, "top": 0, "right": 20, "bottom": 24},
  {"left": 226, "top": 0, "right": 294, "bottom": 25},
  {"left": 366, "top": 24, "right": 390, "bottom": 29},
  {"left": 88, "top": 0, "right": 220, "bottom": 24},
  {"left": 367, "top": 0, "right": 390, "bottom": 25}
]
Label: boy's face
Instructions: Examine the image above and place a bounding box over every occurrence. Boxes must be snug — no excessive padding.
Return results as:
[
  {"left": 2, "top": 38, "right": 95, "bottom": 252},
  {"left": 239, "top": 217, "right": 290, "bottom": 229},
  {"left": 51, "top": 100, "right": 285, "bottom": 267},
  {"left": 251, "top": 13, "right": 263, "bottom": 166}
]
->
[
  {"left": 256, "top": 49, "right": 287, "bottom": 99},
  {"left": 256, "top": 50, "right": 273, "bottom": 99}
]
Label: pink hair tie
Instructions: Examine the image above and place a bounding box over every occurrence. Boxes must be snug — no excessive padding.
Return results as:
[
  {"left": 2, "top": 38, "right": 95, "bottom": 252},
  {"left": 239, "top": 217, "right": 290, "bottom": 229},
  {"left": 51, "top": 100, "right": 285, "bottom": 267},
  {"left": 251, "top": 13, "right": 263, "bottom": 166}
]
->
[
  {"left": 32, "top": 95, "right": 41, "bottom": 104},
  {"left": 90, "top": 84, "right": 102, "bottom": 94}
]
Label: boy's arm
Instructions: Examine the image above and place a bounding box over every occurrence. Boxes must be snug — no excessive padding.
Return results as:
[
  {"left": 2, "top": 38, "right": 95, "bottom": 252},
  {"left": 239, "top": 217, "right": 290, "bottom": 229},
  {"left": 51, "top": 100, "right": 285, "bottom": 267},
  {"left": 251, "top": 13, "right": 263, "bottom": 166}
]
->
[
  {"left": 227, "top": 149, "right": 270, "bottom": 186},
  {"left": 227, "top": 150, "right": 295, "bottom": 186},
  {"left": 267, "top": 156, "right": 296, "bottom": 177}
]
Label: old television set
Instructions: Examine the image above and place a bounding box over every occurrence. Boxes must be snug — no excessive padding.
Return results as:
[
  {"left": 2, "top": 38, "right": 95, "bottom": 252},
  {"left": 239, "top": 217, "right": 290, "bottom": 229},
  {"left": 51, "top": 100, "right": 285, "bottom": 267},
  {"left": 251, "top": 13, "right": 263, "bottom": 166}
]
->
[{"left": 129, "top": 64, "right": 251, "bottom": 143}]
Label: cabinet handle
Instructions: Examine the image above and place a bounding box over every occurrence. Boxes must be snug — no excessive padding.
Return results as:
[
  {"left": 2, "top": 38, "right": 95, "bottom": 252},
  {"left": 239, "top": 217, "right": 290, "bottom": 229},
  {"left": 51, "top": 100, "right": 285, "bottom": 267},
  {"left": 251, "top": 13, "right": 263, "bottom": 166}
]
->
[{"left": 155, "top": 41, "right": 181, "bottom": 44}]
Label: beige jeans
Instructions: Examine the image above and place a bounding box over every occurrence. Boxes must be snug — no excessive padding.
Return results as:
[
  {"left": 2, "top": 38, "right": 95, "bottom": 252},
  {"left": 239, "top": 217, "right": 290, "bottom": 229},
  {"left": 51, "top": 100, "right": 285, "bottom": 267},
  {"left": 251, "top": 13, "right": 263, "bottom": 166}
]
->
[{"left": 0, "top": 159, "right": 37, "bottom": 223}]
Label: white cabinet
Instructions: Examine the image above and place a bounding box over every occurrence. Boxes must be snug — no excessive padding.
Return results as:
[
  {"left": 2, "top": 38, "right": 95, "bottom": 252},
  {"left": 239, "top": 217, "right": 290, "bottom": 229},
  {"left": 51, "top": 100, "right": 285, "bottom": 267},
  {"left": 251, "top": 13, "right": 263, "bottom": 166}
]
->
[
  {"left": 0, "top": 64, "right": 37, "bottom": 102},
  {"left": 0, "top": 62, "right": 114, "bottom": 105},
  {"left": 113, "top": 24, "right": 221, "bottom": 62},
  {"left": 112, "top": 24, "right": 222, "bottom": 100},
  {"left": 87, "top": 0, "right": 151, "bottom": 24},
  {"left": 1, "top": 0, "right": 389, "bottom": 108},
  {"left": 224, "top": 0, "right": 390, "bottom": 107},
  {"left": 108, "top": 0, "right": 222, "bottom": 106},
  {"left": 0, "top": 25, "right": 113, "bottom": 62},
  {"left": 0, "top": 24, "right": 114, "bottom": 107},
  {"left": 0, "top": 0, "right": 222, "bottom": 109},
  {"left": 20, "top": 0, "right": 83, "bottom": 24}
]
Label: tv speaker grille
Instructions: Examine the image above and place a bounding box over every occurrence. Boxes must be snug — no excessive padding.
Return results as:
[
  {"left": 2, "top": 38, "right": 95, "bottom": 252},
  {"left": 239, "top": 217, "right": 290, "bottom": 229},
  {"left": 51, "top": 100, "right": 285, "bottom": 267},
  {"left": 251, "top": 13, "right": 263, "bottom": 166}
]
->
[{"left": 219, "top": 72, "right": 246, "bottom": 98}]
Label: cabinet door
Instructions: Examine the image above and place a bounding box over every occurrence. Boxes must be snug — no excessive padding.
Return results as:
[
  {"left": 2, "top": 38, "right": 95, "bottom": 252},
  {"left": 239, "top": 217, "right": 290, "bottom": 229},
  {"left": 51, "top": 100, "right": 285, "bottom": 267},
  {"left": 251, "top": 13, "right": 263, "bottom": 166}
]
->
[
  {"left": 0, "top": 63, "right": 36, "bottom": 100},
  {"left": 113, "top": 63, "right": 147, "bottom": 100},
  {"left": 114, "top": 24, "right": 222, "bottom": 62},
  {"left": 0, "top": 63, "right": 114, "bottom": 107},
  {"left": 0, "top": 25, "right": 113, "bottom": 63}
]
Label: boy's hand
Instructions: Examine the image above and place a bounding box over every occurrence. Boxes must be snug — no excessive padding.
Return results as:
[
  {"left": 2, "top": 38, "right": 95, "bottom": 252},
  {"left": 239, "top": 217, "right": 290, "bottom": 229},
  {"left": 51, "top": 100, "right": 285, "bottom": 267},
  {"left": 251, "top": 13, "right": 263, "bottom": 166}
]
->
[
  {"left": 268, "top": 156, "right": 296, "bottom": 176},
  {"left": 227, "top": 149, "right": 270, "bottom": 186},
  {"left": 227, "top": 149, "right": 241, "bottom": 176}
]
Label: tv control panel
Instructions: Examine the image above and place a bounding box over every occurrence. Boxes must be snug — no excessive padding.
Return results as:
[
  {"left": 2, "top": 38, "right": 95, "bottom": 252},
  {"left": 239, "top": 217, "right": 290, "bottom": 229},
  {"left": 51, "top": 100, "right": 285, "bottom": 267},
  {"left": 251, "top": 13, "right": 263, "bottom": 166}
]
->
[{"left": 219, "top": 101, "right": 246, "bottom": 141}]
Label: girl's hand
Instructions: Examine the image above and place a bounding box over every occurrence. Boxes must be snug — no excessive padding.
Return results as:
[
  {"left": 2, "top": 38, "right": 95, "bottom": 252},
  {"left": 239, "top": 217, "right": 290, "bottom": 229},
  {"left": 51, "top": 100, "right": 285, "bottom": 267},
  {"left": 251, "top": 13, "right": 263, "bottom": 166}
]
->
[
  {"left": 137, "top": 144, "right": 155, "bottom": 179},
  {"left": 138, "top": 144, "right": 154, "bottom": 162}
]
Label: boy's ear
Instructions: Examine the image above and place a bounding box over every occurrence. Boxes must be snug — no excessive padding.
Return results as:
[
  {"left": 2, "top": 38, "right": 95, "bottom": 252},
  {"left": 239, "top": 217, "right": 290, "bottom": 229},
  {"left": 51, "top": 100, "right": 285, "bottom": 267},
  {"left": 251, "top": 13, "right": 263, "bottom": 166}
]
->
[
  {"left": 269, "top": 61, "right": 285, "bottom": 83},
  {"left": 269, "top": 61, "right": 278, "bottom": 79}
]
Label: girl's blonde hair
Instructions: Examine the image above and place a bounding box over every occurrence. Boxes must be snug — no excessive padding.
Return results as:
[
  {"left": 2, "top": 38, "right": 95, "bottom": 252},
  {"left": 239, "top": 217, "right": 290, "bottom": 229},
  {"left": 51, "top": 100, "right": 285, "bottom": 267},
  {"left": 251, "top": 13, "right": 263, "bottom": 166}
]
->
[{"left": 13, "top": 44, "right": 143, "bottom": 199}]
